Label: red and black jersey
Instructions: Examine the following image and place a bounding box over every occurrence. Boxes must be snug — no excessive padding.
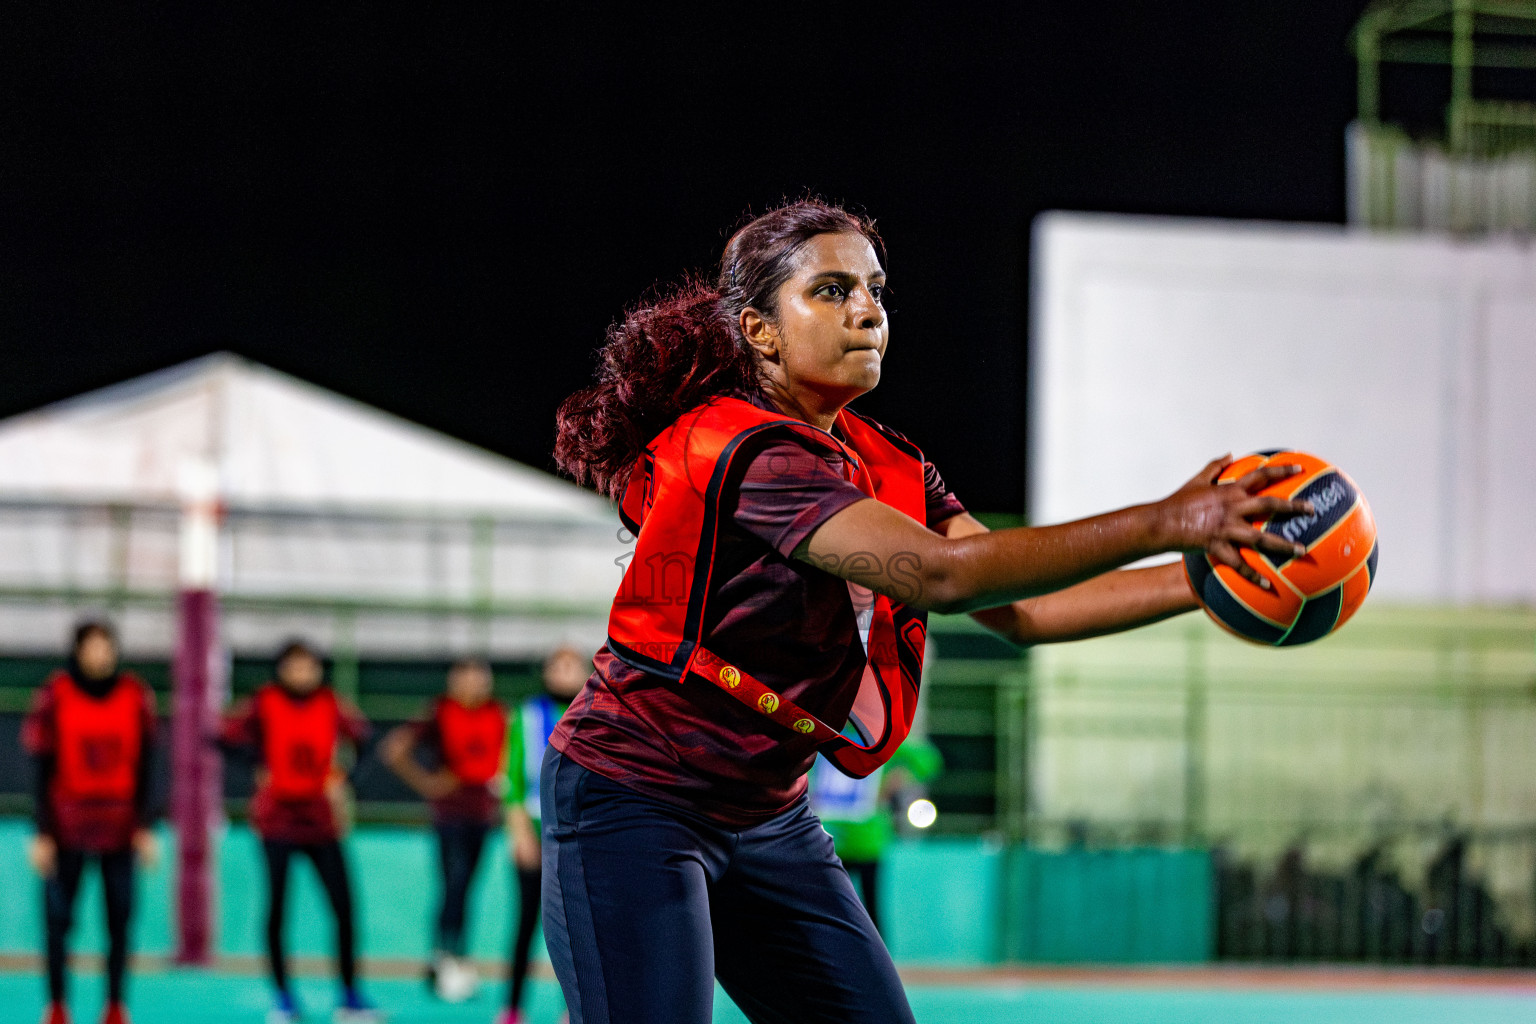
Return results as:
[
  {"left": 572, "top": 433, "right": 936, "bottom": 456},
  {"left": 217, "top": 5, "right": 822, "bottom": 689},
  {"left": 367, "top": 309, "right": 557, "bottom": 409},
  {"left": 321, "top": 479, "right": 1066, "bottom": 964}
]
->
[
  {"left": 256, "top": 683, "right": 342, "bottom": 800},
  {"left": 553, "top": 391, "right": 963, "bottom": 827},
  {"left": 408, "top": 696, "right": 507, "bottom": 824},
  {"left": 220, "top": 683, "right": 370, "bottom": 843},
  {"left": 435, "top": 696, "right": 507, "bottom": 785},
  {"left": 23, "top": 670, "right": 158, "bottom": 852}
]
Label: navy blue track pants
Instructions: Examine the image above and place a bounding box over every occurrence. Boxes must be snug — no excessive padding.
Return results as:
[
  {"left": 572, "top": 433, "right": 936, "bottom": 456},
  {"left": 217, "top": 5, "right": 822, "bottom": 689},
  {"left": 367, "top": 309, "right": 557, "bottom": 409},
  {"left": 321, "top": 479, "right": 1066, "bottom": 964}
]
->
[
  {"left": 434, "top": 820, "right": 490, "bottom": 954},
  {"left": 540, "top": 748, "right": 915, "bottom": 1024}
]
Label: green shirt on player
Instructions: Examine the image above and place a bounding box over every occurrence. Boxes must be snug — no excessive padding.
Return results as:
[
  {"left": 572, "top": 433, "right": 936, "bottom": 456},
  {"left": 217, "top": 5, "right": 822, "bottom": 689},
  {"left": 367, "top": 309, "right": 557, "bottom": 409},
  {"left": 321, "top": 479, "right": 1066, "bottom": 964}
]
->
[{"left": 503, "top": 693, "right": 569, "bottom": 827}]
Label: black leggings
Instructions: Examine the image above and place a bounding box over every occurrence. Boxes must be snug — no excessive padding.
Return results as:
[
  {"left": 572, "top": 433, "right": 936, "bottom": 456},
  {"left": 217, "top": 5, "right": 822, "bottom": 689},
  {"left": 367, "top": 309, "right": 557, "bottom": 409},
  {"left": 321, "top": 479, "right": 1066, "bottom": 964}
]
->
[
  {"left": 262, "top": 839, "right": 356, "bottom": 994},
  {"left": 434, "top": 821, "right": 490, "bottom": 955},
  {"left": 540, "top": 750, "right": 911, "bottom": 1024},
  {"left": 507, "top": 864, "right": 542, "bottom": 1011},
  {"left": 45, "top": 847, "right": 134, "bottom": 1005}
]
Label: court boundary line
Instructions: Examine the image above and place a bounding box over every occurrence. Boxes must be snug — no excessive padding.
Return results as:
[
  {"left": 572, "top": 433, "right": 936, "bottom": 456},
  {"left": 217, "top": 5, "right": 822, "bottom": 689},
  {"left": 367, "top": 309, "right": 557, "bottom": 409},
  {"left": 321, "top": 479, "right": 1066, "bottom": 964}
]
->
[
  {"left": 4, "top": 955, "right": 1535, "bottom": 994},
  {"left": 897, "top": 964, "right": 1536, "bottom": 993}
]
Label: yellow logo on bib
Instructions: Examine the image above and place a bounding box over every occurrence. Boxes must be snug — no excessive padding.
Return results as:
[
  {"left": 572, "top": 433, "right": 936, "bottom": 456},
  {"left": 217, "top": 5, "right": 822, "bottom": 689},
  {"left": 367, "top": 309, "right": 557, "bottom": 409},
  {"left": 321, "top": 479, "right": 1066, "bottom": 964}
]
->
[
  {"left": 757, "top": 692, "right": 780, "bottom": 715},
  {"left": 719, "top": 665, "right": 741, "bottom": 688},
  {"left": 793, "top": 718, "right": 815, "bottom": 734}
]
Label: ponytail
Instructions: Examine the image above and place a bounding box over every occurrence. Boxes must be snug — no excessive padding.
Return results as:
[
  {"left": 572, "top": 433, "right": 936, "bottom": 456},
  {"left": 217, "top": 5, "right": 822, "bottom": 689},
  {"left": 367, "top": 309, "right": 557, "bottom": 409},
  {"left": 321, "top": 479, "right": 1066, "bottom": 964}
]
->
[{"left": 554, "top": 280, "right": 757, "bottom": 499}]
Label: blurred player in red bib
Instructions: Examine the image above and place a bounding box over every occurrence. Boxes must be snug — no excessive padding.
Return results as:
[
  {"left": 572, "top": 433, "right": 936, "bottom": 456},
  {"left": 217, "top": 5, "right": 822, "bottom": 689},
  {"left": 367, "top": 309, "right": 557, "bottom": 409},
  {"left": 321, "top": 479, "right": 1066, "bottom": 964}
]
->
[
  {"left": 24, "top": 621, "right": 158, "bottom": 1024},
  {"left": 380, "top": 658, "right": 507, "bottom": 1003},
  {"left": 219, "top": 641, "right": 378, "bottom": 1024}
]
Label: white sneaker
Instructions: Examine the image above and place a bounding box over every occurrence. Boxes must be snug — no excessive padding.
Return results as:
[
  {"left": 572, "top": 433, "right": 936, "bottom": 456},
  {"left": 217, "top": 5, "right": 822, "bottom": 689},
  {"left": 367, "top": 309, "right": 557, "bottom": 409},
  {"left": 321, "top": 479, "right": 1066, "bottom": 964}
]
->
[
  {"left": 331, "top": 1008, "right": 383, "bottom": 1024},
  {"left": 433, "top": 956, "right": 479, "bottom": 1003}
]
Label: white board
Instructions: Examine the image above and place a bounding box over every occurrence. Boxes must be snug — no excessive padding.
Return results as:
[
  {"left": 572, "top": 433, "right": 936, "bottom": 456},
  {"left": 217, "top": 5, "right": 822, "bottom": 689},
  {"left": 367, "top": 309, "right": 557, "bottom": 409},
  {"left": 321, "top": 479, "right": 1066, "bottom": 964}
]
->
[{"left": 1031, "top": 214, "right": 1536, "bottom": 604}]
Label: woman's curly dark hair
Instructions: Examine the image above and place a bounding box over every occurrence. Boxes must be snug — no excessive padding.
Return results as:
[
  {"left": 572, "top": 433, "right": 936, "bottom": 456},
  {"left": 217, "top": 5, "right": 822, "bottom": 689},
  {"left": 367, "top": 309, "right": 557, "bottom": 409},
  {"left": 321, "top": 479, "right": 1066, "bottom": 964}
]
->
[{"left": 554, "top": 199, "right": 883, "bottom": 499}]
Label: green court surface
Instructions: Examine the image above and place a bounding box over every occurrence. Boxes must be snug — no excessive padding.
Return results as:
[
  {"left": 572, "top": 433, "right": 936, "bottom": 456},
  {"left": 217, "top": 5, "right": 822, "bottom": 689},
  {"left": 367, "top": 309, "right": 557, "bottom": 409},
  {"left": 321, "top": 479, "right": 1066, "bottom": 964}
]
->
[
  {"left": 4, "top": 818, "right": 1535, "bottom": 1022},
  {"left": 2, "top": 968, "right": 1535, "bottom": 1024},
  {"left": 0, "top": 821, "right": 1202, "bottom": 967}
]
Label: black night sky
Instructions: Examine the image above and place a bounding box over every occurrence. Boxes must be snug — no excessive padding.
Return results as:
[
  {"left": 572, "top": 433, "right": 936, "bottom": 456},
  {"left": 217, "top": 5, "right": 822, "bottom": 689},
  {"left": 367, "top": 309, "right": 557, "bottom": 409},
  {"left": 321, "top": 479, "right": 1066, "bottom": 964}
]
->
[{"left": 3, "top": 3, "right": 1379, "bottom": 512}]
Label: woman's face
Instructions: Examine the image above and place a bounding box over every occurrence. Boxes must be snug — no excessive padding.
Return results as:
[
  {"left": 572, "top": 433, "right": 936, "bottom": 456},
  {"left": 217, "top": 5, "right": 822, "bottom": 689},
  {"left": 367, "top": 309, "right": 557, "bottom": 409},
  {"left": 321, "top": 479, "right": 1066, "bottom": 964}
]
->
[
  {"left": 447, "top": 663, "right": 493, "bottom": 706},
  {"left": 277, "top": 651, "right": 324, "bottom": 694},
  {"left": 75, "top": 631, "right": 119, "bottom": 681},
  {"left": 749, "top": 231, "right": 888, "bottom": 409},
  {"left": 543, "top": 650, "right": 589, "bottom": 700}
]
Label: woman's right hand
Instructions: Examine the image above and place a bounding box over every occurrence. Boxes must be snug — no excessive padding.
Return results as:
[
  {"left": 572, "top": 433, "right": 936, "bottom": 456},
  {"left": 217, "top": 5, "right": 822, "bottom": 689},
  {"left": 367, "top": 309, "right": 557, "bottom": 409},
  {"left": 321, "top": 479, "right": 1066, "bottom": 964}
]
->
[
  {"left": 1157, "top": 455, "right": 1315, "bottom": 590},
  {"left": 28, "top": 834, "right": 57, "bottom": 878},
  {"left": 418, "top": 770, "right": 460, "bottom": 801}
]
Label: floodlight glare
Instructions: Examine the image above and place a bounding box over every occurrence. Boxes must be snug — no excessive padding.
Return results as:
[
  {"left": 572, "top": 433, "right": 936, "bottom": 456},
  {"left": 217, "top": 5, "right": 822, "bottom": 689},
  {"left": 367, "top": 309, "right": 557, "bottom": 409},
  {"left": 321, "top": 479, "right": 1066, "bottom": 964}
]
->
[{"left": 906, "top": 798, "right": 937, "bottom": 829}]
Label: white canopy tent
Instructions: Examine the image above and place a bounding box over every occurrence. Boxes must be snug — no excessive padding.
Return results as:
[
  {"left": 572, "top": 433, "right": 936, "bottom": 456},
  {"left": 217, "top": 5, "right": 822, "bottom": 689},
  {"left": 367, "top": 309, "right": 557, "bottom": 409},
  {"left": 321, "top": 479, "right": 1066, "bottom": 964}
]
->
[{"left": 0, "top": 354, "right": 626, "bottom": 659}]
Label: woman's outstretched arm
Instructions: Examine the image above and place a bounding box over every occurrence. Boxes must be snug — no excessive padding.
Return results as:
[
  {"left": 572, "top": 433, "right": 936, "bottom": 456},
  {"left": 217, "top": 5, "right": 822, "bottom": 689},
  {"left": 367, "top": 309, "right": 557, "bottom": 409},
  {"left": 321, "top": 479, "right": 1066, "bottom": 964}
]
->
[
  {"left": 794, "top": 456, "right": 1311, "bottom": 617},
  {"left": 940, "top": 510, "right": 1196, "bottom": 645}
]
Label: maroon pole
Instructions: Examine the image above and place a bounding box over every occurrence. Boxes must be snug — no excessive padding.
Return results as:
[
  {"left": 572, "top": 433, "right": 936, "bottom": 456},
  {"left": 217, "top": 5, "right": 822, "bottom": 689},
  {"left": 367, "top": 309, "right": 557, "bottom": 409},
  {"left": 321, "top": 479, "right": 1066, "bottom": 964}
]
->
[
  {"left": 172, "top": 459, "right": 225, "bottom": 966},
  {"left": 171, "top": 588, "right": 222, "bottom": 964}
]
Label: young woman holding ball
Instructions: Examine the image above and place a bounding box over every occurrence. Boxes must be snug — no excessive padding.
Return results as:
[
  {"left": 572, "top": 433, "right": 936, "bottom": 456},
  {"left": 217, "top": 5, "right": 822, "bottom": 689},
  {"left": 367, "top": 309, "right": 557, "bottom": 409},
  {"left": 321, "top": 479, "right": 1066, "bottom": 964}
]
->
[{"left": 544, "top": 199, "right": 1311, "bottom": 1024}]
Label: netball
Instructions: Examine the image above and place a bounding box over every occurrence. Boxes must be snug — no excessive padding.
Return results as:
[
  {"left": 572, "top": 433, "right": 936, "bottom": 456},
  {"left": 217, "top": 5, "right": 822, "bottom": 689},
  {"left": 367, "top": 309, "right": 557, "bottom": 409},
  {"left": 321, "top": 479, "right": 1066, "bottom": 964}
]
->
[{"left": 1184, "top": 450, "right": 1378, "bottom": 646}]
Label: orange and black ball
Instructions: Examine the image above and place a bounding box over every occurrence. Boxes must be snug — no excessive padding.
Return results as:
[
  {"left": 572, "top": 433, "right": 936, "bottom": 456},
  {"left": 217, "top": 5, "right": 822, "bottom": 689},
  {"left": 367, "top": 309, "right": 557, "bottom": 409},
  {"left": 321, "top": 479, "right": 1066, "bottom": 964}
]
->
[{"left": 1184, "top": 450, "right": 1378, "bottom": 646}]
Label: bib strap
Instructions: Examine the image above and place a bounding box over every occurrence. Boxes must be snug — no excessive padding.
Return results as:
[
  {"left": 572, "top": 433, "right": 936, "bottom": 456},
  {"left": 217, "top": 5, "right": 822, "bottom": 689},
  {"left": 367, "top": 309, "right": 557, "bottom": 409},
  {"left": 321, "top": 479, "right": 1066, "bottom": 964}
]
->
[{"left": 684, "top": 645, "right": 888, "bottom": 777}]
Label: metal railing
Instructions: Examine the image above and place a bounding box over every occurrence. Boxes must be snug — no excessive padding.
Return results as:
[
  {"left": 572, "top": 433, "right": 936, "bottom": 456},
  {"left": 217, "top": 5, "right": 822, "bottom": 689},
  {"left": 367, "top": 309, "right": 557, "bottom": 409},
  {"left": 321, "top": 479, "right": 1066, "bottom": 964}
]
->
[
  {"left": 1018, "top": 606, "right": 1536, "bottom": 956},
  {"left": 1350, "top": 1, "right": 1536, "bottom": 232}
]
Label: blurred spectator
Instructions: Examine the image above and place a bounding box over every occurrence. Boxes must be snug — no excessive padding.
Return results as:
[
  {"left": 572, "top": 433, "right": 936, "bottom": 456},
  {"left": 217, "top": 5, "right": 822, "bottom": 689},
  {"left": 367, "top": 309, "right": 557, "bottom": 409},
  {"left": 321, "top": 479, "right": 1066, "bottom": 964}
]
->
[
  {"left": 497, "top": 646, "right": 587, "bottom": 1024},
  {"left": 23, "top": 620, "right": 158, "bottom": 1024},
  {"left": 379, "top": 658, "right": 507, "bottom": 1002}
]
